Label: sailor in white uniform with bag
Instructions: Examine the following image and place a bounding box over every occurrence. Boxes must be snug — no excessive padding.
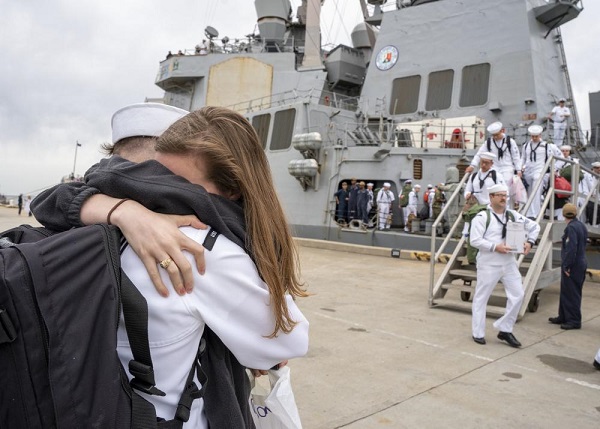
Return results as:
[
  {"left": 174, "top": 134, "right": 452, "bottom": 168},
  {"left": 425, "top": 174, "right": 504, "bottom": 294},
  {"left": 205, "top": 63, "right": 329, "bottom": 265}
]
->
[{"left": 469, "top": 183, "right": 540, "bottom": 347}]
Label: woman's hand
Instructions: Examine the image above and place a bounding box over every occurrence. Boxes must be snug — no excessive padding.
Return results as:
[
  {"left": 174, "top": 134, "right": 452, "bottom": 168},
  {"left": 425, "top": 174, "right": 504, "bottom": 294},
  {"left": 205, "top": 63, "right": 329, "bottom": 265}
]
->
[{"left": 110, "top": 200, "right": 207, "bottom": 297}]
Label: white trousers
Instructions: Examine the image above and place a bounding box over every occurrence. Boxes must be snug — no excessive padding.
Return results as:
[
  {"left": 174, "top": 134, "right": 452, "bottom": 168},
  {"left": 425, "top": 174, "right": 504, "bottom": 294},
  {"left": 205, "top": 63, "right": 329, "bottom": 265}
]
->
[
  {"left": 472, "top": 262, "right": 524, "bottom": 338},
  {"left": 524, "top": 172, "right": 548, "bottom": 218},
  {"left": 378, "top": 203, "right": 391, "bottom": 229},
  {"left": 553, "top": 122, "right": 567, "bottom": 145}
]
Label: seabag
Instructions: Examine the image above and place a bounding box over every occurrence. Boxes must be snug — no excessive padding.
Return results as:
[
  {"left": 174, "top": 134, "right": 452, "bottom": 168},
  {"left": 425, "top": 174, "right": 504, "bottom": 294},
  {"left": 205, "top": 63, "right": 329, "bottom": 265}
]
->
[{"left": 0, "top": 224, "right": 204, "bottom": 429}]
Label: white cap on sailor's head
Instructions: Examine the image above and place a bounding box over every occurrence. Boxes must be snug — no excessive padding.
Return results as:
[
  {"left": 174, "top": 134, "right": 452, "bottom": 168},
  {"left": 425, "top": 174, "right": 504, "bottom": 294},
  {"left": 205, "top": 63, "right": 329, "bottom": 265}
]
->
[
  {"left": 592, "top": 162, "right": 600, "bottom": 168},
  {"left": 528, "top": 125, "right": 543, "bottom": 136},
  {"left": 427, "top": 184, "right": 433, "bottom": 189},
  {"left": 111, "top": 103, "right": 189, "bottom": 143},
  {"left": 414, "top": 184, "right": 421, "bottom": 189},
  {"left": 559, "top": 98, "right": 566, "bottom": 103},
  {"left": 560, "top": 145, "right": 571, "bottom": 151},
  {"left": 479, "top": 151, "right": 496, "bottom": 161},
  {"left": 488, "top": 183, "right": 508, "bottom": 194},
  {"left": 487, "top": 122, "right": 503, "bottom": 134},
  {"left": 367, "top": 182, "right": 374, "bottom": 187},
  {"left": 383, "top": 182, "right": 391, "bottom": 188}
]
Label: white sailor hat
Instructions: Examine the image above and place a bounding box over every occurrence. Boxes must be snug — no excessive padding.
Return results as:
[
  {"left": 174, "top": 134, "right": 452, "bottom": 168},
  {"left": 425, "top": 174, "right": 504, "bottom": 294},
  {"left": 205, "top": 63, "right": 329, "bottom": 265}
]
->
[
  {"left": 367, "top": 182, "right": 374, "bottom": 187},
  {"left": 414, "top": 184, "right": 421, "bottom": 189},
  {"left": 383, "top": 182, "right": 391, "bottom": 187},
  {"left": 560, "top": 145, "right": 571, "bottom": 151},
  {"left": 479, "top": 151, "right": 496, "bottom": 161},
  {"left": 427, "top": 184, "right": 433, "bottom": 188},
  {"left": 488, "top": 183, "right": 508, "bottom": 194},
  {"left": 111, "top": 103, "right": 189, "bottom": 143},
  {"left": 559, "top": 98, "right": 566, "bottom": 102},
  {"left": 405, "top": 179, "right": 412, "bottom": 183},
  {"left": 528, "top": 125, "right": 543, "bottom": 136},
  {"left": 592, "top": 162, "right": 600, "bottom": 168},
  {"left": 487, "top": 122, "right": 503, "bottom": 134}
]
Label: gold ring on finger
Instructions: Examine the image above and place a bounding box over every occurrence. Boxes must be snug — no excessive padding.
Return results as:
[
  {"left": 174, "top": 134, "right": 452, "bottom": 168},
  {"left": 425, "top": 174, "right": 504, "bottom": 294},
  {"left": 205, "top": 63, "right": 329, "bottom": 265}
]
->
[{"left": 159, "top": 258, "right": 173, "bottom": 269}]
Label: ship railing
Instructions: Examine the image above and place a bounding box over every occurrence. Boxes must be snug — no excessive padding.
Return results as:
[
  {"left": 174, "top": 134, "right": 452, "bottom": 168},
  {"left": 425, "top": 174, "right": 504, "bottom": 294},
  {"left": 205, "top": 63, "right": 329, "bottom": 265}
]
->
[
  {"left": 170, "top": 36, "right": 302, "bottom": 58},
  {"left": 228, "top": 88, "right": 360, "bottom": 114},
  {"left": 387, "top": 119, "right": 486, "bottom": 150}
]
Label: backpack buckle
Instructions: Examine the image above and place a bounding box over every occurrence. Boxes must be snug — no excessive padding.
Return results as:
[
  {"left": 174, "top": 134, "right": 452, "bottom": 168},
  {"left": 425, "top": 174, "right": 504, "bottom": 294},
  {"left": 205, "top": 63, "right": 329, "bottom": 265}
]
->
[
  {"left": 128, "top": 360, "right": 165, "bottom": 396},
  {"left": 0, "top": 309, "right": 17, "bottom": 344}
]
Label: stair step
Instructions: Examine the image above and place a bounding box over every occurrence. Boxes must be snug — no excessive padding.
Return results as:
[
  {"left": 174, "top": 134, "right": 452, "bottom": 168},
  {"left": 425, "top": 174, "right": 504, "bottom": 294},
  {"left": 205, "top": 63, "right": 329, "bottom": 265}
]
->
[
  {"left": 431, "top": 299, "right": 506, "bottom": 317},
  {"left": 440, "top": 283, "right": 508, "bottom": 299},
  {"left": 448, "top": 269, "right": 477, "bottom": 279}
]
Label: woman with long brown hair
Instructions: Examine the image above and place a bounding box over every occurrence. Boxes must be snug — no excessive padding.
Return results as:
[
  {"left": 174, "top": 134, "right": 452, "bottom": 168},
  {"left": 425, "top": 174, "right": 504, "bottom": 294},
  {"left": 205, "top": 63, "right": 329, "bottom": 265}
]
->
[{"left": 60, "top": 106, "right": 309, "bottom": 427}]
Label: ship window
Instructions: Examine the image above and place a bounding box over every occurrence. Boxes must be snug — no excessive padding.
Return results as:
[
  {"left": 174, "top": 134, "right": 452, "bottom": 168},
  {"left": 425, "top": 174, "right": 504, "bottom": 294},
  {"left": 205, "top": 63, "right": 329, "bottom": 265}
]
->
[
  {"left": 252, "top": 114, "right": 271, "bottom": 150},
  {"left": 270, "top": 108, "right": 296, "bottom": 151},
  {"left": 390, "top": 75, "right": 421, "bottom": 115},
  {"left": 426, "top": 69, "right": 454, "bottom": 111},
  {"left": 459, "top": 63, "right": 490, "bottom": 107},
  {"left": 413, "top": 159, "right": 423, "bottom": 180}
]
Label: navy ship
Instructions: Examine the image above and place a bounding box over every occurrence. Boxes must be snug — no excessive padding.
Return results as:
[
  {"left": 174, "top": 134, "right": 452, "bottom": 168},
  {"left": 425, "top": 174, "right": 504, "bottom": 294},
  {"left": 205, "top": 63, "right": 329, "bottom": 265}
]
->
[{"left": 151, "top": 0, "right": 592, "bottom": 252}]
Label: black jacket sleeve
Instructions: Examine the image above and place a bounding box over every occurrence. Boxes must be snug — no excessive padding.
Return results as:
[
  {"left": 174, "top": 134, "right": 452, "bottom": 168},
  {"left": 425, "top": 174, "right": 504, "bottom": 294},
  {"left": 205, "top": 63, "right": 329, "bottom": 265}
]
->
[{"left": 31, "top": 181, "right": 101, "bottom": 232}]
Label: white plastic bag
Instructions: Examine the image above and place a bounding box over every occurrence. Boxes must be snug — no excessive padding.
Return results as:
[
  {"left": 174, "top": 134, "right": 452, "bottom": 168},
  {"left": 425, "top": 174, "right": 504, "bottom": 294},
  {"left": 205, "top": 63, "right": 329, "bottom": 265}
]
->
[{"left": 248, "top": 366, "right": 303, "bottom": 429}]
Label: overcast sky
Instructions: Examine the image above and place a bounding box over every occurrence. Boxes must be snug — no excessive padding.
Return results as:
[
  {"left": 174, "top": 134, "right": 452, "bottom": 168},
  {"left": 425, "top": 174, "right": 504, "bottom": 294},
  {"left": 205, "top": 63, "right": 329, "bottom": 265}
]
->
[{"left": 1, "top": 0, "right": 598, "bottom": 197}]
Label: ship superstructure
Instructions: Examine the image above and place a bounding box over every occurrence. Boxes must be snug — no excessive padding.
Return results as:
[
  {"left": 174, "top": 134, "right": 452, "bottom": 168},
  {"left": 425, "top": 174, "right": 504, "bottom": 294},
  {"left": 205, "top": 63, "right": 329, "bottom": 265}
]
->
[{"left": 153, "top": 0, "right": 588, "bottom": 250}]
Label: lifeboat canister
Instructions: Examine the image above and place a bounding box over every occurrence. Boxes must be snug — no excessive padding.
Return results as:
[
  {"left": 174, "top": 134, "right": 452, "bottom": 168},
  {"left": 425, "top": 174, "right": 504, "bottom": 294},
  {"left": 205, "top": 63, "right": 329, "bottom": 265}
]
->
[
  {"left": 288, "top": 159, "right": 319, "bottom": 177},
  {"left": 292, "top": 132, "right": 322, "bottom": 152}
]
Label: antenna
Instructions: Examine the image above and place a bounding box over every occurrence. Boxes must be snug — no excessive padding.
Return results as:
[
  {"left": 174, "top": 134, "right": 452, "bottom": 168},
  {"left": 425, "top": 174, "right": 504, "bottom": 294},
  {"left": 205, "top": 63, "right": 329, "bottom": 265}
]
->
[{"left": 204, "top": 26, "right": 219, "bottom": 40}]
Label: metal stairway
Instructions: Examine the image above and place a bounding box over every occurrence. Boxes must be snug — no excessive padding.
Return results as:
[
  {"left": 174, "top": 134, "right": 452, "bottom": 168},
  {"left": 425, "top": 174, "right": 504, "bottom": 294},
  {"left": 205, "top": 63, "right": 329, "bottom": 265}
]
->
[{"left": 427, "top": 161, "right": 566, "bottom": 320}]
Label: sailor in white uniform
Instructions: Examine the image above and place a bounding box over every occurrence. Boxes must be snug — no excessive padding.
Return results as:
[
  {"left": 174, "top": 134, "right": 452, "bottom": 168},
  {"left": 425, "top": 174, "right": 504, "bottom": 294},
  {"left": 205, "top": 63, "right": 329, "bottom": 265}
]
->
[
  {"left": 521, "top": 124, "right": 561, "bottom": 219},
  {"left": 470, "top": 183, "right": 540, "bottom": 347},
  {"left": 464, "top": 152, "right": 505, "bottom": 206},
  {"left": 407, "top": 184, "right": 421, "bottom": 225},
  {"left": 580, "top": 162, "right": 600, "bottom": 225},
  {"left": 467, "top": 122, "right": 522, "bottom": 190},
  {"left": 548, "top": 98, "right": 571, "bottom": 145},
  {"left": 376, "top": 182, "right": 395, "bottom": 230}
]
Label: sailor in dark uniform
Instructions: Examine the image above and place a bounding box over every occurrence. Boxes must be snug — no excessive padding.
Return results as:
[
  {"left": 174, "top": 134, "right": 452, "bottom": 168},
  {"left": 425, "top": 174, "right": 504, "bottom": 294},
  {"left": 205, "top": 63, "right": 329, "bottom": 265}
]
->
[{"left": 549, "top": 203, "right": 588, "bottom": 329}]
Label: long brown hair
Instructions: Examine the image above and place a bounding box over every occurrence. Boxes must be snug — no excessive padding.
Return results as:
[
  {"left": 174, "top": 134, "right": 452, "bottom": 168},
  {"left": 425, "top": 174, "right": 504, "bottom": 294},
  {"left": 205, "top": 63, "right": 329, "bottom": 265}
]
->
[{"left": 156, "top": 106, "right": 306, "bottom": 335}]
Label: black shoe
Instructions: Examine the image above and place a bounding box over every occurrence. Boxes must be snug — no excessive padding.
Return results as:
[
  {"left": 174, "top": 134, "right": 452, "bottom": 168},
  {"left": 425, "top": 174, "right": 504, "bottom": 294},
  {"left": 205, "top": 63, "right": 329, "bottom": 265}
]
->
[
  {"left": 560, "top": 324, "right": 581, "bottom": 330},
  {"left": 594, "top": 360, "right": 600, "bottom": 370},
  {"left": 472, "top": 336, "right": 486, "bottom": 345},
  {"left": 497, "top": 331, "right": 522, "bottom": 348},
  {"left": 548, "top": 317, "right": 563, "bottom": 325}
]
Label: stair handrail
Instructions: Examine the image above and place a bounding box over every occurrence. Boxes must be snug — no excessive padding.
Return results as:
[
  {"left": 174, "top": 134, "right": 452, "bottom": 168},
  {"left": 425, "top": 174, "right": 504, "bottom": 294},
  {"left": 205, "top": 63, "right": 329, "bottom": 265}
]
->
[
  {"left": 518, "top": 221, "right": 555, "bottom": 319},
  {"left": 428, "top": 171, "right": 470, "bottom": 305}
]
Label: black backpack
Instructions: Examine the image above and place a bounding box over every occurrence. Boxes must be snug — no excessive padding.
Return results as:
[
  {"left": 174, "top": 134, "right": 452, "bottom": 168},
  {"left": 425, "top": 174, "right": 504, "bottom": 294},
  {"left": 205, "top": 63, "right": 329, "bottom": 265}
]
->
[{"left": 0, "top": 224, "right": 205, "bottom": 429}]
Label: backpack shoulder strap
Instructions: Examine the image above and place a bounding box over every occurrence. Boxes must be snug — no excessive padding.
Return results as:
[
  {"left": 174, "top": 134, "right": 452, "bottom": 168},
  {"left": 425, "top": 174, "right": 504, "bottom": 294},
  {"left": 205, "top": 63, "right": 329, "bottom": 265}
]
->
[{"left": 486, "top": 137, "right": 491, "bottom": 151}]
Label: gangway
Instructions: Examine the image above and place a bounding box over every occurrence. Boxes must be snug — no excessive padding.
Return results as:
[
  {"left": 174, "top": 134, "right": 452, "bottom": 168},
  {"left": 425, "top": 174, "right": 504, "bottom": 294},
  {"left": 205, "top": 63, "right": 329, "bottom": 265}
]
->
[{"left": 427, "top": 156, "right": 598, "bottom": 320}]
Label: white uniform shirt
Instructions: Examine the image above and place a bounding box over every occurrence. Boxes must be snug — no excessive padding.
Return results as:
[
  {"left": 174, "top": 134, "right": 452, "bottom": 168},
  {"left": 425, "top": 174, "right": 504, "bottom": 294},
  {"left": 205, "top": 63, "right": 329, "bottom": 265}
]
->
[
  {"left": 376, "top": 188, "right": 395, "bottom": 205},
  {"left": 580, "top": 171, "right": 597, "bottom": 199},
  {"left": 464, "top": 168, "right": 506, "bottom": 205},
  {"left": 408, "top": 190, "right": 419, "bottom": 207},
  {"left": 117, "top": 226, "right": 309, "bottom": 428},
  {"left": 471, "top": 136, "right": 522, "bottom": 174},
  {"left": 551, "top": 106, "right": 571, "bottom": 124},
  {"left": 521, "top": 140, "right": 561, "bottom": 177},
  {"left": 470, "top": 207, "right": 540, "bottom": 266}
]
